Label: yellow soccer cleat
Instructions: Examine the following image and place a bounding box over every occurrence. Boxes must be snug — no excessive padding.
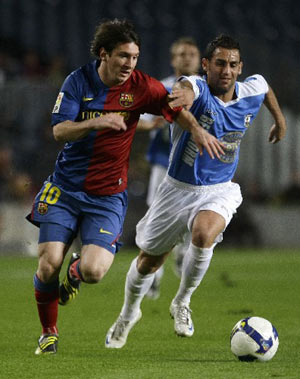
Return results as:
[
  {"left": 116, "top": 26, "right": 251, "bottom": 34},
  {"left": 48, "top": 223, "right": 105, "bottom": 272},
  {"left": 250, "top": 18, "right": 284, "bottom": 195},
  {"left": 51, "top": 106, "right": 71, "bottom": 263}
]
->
[{"left": 35, "top": 334, "right": 58, "bottom": 355}]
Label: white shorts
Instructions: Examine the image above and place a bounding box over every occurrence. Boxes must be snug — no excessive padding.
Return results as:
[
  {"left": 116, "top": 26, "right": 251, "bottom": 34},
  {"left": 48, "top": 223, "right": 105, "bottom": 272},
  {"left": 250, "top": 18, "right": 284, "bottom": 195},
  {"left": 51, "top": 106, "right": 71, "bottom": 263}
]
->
[
  {"left": 136, "top": 175, "right": 243, "bottom": 256},
  {"left": 146, "top": 164, "right": 168, "bottom": 207}
]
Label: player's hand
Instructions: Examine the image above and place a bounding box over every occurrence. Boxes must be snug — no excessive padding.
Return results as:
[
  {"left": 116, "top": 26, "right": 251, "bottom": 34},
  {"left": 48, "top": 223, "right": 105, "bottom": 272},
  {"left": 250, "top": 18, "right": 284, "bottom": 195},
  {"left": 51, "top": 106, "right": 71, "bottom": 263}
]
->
[
  {"left": 268, "top": 120, "right": 286, "bottom": 144},
  {"left": 191, "top": 127, "right": 225, "bottom": 160},
  {"left": 93, "top": 113, "right": 127, "bottom": 131},
  {"left": 168, "top": 88, "right": 195, "bottom": 110},
  {"left": 175, "top": 108, "right": 224, "bottom": 159}
]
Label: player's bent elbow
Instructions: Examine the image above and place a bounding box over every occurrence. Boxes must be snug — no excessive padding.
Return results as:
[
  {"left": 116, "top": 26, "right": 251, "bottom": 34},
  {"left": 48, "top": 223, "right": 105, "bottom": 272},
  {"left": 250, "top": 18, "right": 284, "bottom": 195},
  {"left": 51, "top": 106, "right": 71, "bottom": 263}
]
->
[
  {"left": 53, "top": 121, "right": 75, "bottom": 142},
  {"left": 53, "top": 123, "right": 65, "bottom": 142}
]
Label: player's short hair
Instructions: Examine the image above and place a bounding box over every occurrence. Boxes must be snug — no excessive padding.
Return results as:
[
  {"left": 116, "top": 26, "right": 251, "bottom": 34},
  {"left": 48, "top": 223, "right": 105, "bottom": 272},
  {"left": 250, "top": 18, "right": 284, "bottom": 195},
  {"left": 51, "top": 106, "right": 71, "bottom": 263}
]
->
[
  {"left": 170, "top": 37, "right": 200, "bottom": 58},
  {"left": 90, "top": 18, "right": 141, "bottom": 58},
  {"left": 203, "top": 34, "right": 242, "bottom": 61}
]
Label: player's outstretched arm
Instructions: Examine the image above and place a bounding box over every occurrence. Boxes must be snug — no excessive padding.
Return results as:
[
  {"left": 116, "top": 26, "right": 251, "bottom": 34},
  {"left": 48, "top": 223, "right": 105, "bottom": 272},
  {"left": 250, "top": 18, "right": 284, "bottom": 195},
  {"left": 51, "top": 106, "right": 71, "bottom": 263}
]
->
[
  {"left": 53, "top": 113, "right": 127, "bottom": 142},
  {"left": 169, "top": 79, "right": 224, "bottom": 159},
  {"left": 136, "top": 116, "right": 166, "bottom": 131},
  {"left": 263, "top": 86, "right": 287, "bottom": 144},
  {"left": 175, "top": 109, "right": 225, "bottom": 160}
]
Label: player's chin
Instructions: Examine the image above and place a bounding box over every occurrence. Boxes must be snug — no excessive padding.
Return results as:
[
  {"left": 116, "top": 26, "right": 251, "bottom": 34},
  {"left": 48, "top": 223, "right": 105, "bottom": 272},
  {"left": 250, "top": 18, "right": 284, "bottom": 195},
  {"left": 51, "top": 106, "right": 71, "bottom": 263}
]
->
[
  {"left": 119, "top": 71, "right": 131, "bottom": 82},
  {"left": 216, "top": 83, "right": 232, "bottom": 95}
]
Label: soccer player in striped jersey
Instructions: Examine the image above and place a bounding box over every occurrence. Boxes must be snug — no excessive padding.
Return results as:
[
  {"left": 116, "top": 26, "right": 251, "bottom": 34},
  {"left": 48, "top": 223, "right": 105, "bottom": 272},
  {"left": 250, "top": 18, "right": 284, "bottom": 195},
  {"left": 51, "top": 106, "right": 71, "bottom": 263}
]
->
[
  {"left": 27, "top": 19, "right": 223, "bottom": 355},
  {"left": 105, "top": 34, "right": 287, "bottom": 348}
]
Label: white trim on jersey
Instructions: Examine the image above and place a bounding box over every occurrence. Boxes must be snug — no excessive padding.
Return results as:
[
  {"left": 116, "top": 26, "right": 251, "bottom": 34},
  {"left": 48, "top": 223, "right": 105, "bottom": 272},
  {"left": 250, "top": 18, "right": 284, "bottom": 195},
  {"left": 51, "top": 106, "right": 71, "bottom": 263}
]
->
[{"left": 237, "top": 74, "right": 269, "bottom": 99}]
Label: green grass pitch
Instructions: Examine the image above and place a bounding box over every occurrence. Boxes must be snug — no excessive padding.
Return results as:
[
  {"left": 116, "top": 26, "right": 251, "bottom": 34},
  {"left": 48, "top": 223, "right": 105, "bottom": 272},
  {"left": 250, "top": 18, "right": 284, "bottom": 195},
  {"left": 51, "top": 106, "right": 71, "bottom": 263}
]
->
[{"left": 1, "top": 248, "right": 300, "bottom": 379}]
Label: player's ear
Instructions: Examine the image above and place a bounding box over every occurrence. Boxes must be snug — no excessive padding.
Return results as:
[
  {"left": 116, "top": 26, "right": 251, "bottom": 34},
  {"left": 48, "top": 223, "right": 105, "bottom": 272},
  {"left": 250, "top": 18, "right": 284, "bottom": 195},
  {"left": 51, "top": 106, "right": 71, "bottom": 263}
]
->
[
  {"left": 238, "top": 61, "right": 243, "bottom": 75},
  {"left": 100, "top": 48, "right": 108, "bottom": 62},
  {"left": 201, "top": 57, "right": 208, "bottom": 73}
]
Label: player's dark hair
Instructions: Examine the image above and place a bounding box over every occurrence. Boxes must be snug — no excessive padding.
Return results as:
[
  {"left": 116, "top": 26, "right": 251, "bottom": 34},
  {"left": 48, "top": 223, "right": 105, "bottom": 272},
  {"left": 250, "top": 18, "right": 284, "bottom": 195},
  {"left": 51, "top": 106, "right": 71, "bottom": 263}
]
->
[
  {"left": 204, "top": 34, "right": 242, "bottom": 61},
  {"left": 90, "top": 18, "right": 141, "bottom": 58}
]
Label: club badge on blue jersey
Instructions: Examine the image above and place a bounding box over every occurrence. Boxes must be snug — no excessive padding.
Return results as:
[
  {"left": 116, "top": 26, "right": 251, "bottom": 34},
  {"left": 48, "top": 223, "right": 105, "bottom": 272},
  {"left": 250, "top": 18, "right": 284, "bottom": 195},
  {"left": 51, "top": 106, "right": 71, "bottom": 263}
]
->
[
  {"left": 37, "top": 202, "right": 48, "bottom": 215},
  {"left": 119, "top": 93, "right": 134, "bottom": 107}
]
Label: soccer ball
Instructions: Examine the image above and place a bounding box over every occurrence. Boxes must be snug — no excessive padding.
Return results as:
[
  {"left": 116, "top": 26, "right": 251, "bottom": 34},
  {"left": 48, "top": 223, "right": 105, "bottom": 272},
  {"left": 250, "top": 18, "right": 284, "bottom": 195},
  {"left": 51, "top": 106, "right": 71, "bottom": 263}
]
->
[{"left": 230, "top": 316, "right": 279, "bottom": 362}]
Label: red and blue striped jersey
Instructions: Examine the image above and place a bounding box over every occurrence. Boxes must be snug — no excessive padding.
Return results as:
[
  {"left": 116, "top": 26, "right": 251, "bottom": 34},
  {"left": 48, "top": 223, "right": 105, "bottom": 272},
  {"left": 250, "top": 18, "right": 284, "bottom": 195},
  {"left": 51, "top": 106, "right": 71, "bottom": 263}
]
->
[{"left": 51, "top": 60, "right": 180, "bottom": 195}]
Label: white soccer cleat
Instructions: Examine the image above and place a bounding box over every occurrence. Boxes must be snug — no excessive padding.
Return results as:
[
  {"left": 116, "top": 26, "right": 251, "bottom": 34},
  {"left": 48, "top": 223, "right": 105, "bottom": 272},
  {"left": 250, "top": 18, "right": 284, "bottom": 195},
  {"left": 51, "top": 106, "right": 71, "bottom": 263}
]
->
[
  {"left": 170, "top": 301, "right": 194, "bottom": 337},
  {"left": 105, "top": 310, "right": 142, "bottom": 349}
]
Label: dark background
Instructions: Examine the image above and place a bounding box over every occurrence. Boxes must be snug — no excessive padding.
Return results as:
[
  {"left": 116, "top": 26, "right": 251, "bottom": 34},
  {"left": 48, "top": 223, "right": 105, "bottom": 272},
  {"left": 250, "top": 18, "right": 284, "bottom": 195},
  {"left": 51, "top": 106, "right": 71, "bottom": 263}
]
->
[
  {"left": 0, "top": 0, "right": 299, "bottom": 251},
  {"left": 1, "top": 0, "right": 299, "bottom": 111}
]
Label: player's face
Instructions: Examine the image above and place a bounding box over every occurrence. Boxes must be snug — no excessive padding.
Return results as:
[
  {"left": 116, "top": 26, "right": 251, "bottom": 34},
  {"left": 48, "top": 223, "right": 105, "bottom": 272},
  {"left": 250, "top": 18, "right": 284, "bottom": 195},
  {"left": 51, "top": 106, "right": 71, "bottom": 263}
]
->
[
  {"left": 99, "top": 42, "right": 139, "bottom": 87},
  {"left": 202, "top": 47, "right": 242, "bottom": 100},
  {"left": 171, "top": 44, "right": 201, "bottom": 77}
]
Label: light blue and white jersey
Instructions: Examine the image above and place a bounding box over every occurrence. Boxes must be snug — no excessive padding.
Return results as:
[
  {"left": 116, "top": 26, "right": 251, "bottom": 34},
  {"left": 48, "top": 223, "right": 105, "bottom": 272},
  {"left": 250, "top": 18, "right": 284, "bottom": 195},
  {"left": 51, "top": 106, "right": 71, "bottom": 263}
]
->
[{"left": 168, "top": 74, "right": 268, "bottom": 185}]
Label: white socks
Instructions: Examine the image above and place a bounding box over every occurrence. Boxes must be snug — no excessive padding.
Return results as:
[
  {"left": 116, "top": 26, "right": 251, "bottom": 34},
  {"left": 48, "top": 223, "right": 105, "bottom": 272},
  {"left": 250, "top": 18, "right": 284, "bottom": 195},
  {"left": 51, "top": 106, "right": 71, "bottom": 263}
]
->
[
  {"left": 120, "top": 257, "right": 154, "bottom": 320},
  {"left": 120, "top": 243, "right": 214, "bottom": 320},
  {"left": 173, "top": 243, "right": 214, "bottom": 305}
]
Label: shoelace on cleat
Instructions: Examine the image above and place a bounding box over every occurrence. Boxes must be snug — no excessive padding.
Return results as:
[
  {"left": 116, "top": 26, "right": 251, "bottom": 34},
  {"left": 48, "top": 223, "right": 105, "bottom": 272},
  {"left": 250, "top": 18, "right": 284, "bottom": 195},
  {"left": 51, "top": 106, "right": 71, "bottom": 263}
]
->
[
  {"left": 176, "top": 306, "right": 192, "bottom": 325},
  {"left": 112, "top": 318, "right": 130, "bottom": 340}
]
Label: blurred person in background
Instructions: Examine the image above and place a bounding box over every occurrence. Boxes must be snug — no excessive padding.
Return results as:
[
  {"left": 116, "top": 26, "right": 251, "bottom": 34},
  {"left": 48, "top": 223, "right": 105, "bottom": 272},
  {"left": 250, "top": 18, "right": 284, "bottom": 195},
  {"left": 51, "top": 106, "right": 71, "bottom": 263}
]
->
[
  {"left": 105, "top": 34, "right": 286, "bottom": 349},
  {"left": 26, "top": 18, "right": 223, "bottom": 355},
  {"left": 0, "top": 146, "right": 14, "bottom": 202},
  {"left": 0, "top": 144, "right": 36, "bottom": 255},
  {"left": 138, "top": 37, "right": 201, "bottom": 299}
]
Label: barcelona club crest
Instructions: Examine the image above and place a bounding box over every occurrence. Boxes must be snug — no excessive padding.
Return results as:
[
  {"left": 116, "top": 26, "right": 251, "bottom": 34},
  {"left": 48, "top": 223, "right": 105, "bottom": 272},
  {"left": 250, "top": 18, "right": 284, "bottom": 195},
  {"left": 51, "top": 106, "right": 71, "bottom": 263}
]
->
[
  {"left": 119, "top": 93, "right": 134, "bottom": 107},
  {"left": 37, "top": 202, "right": 48, "bottom": 215}
]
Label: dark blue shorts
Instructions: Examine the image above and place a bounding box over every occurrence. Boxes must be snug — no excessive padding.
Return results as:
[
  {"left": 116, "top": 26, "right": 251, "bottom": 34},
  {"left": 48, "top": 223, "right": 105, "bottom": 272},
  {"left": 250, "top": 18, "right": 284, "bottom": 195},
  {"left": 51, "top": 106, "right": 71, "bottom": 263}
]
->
[{"left": 27, "top": 181, "right": 128, "bottom": 254}]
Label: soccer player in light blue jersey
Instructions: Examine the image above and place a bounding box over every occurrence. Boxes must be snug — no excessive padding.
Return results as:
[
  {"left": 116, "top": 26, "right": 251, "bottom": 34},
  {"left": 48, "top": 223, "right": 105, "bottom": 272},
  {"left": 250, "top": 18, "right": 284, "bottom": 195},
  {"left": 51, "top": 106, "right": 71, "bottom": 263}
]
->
[
  {"left": 138, "top": 37, "right": 201, "bottom": 299},
  {"left": 105, "top": 34, "right": 287, "bottom": 348}
]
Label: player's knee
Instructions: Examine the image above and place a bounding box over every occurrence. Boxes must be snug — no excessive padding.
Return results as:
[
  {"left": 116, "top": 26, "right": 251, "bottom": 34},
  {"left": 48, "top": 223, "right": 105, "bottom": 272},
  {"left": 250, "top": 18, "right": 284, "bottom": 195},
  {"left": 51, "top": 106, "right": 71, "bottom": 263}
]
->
[
  {"left": 80, "top": 263, "right": 107, "bottom": 283},
  {"left": 192, "top": 228, "right": 215, "bottom": 248},
  {"left": 37, "top": 259, "right": 61, "bottom": 283},
  {"left": 137, "top": 251, "right": 166, "bottom": 275}
]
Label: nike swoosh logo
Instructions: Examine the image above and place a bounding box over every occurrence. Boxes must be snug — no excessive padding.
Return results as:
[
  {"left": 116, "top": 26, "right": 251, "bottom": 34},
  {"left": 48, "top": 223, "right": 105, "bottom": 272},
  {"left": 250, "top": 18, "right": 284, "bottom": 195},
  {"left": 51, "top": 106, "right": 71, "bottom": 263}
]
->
[
  {"left": 82, "top": 97, "right": 94, "bottom": 102},
  {"left": 99, "top": 228, "right": 113, "bottom": 235}
]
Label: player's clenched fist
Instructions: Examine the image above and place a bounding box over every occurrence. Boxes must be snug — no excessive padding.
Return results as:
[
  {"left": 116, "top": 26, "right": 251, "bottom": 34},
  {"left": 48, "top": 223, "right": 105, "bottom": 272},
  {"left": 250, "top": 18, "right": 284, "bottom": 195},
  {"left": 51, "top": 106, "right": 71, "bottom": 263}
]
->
[{"left": 93, "top": 113, "right": 127, "bottom": 131}]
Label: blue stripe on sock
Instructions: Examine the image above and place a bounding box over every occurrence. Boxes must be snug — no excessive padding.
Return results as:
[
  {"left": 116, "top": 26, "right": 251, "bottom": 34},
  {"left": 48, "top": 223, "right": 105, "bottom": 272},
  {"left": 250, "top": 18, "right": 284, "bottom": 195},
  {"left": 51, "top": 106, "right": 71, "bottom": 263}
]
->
[{"left": 33, "top": 274, "right": 59, "bottom": 292}]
